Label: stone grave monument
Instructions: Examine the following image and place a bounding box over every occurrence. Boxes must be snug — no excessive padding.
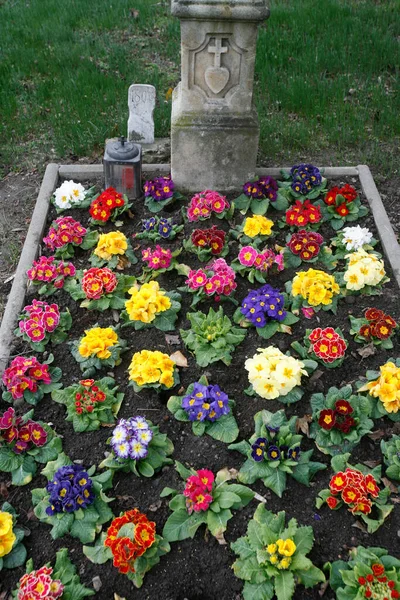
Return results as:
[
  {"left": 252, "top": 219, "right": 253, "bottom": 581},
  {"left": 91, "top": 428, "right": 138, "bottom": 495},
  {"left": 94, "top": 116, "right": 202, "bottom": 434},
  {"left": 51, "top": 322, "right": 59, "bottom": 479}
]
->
[
  {"left": 128, "top": 84, "right": 156, "bottom": 144},
  {"left": 170, "top": 0, "right": 269, "bottom": 191}
]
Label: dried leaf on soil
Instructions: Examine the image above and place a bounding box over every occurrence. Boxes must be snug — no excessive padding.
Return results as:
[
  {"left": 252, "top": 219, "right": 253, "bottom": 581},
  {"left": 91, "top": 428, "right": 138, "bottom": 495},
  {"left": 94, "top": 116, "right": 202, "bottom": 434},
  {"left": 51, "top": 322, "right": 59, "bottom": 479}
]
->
[
  {"left": 357, "top": 343, "right": 376, "bottom": 358},
  {"left": 170, "top": 351, "right": 188, "bottom": 367}
]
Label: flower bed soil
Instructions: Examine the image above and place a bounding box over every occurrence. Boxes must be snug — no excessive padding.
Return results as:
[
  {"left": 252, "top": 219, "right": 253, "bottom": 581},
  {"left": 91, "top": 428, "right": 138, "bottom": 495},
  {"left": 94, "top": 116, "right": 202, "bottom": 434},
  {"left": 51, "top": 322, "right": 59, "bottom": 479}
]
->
[{"left": 0, "top": 175, "right": 399, "bottom": 600}]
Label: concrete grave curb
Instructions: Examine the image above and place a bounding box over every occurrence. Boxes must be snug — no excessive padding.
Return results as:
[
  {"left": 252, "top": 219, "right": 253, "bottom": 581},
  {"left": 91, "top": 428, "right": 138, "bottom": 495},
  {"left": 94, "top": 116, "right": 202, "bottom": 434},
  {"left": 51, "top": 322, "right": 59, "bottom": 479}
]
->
[{"left": 0, "top": 162, "right": 399, "bottom": 377}]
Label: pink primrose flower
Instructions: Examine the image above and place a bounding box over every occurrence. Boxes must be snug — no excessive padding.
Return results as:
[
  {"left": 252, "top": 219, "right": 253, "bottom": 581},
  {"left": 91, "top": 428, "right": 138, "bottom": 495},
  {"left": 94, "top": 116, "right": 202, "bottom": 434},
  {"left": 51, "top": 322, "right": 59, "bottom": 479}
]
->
[
  {"left": 187, "top": 269, "right": 207, "bottom": 290},
  {"left": 238, "top": 246, "right": 258, "bottom": 266}
]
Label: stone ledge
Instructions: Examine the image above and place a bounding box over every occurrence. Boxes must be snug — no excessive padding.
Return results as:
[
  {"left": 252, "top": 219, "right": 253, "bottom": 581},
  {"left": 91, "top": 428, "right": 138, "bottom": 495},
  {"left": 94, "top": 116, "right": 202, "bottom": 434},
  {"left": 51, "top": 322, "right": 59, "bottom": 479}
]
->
[{"left": 171, "top": 0, "right": 270, "bottom": 21}]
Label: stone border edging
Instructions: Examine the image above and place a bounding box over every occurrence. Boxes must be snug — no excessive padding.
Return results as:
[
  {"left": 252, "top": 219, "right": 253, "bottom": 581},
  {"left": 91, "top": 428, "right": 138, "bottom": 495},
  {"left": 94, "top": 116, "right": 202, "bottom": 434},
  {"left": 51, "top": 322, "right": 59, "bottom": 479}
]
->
[{"left": 0, "top": 162, "right": 399, "bottom": 377}]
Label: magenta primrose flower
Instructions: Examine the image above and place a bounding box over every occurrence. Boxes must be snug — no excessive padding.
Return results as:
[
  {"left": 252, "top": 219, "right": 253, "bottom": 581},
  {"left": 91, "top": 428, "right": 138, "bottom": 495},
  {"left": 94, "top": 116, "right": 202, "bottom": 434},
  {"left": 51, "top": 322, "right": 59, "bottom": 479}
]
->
[
  {"left": 43, "top": 216, "right": 87, "bottom": 251},
  {"left": 238, "top": 246, "right": 258, "bottom": 266},
  {"left": 142, "top": 245, "right": 172, "bottom": 270},
  {"left": 27, "top": 255, "right": 76, "bottom": 289},
  {"left": 2, "top": 356, "right": 52, "bottom": 400},
  {"left": 238, "top": 246, "right": 284, "bottom": 273},
  {"left": 19, "top": 300, "right": 60, "bottom": 343},
  {"left": 186, "top": 258, "right": 236, "bottom": 299},
  {"left": 183, "top": 469, "right": 215, "bottom": 513},
  {"left": 187, "top": 190, "right": 230, "bottom": 222},
  {"left": 17, "top": 565, "right": 64, "bottom": 600}
]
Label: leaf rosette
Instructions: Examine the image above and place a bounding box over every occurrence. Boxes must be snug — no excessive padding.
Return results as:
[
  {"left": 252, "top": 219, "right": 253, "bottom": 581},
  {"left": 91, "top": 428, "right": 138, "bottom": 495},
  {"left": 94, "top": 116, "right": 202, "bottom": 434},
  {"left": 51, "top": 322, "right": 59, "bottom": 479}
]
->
[
  {"left": 231, "top": 503, "right": 325, "bottom": 600},
  {"left": 31, "top": 453, "right": 114, "bottom": 544},
  {"left": 349, "top": 308, "right": 397, "bottom": 350},
  {"left": 381, "top": 434, "right": 400, "bottom": 481},
  {"left": 229, "top": 409, "right": 325, "bottom": 497},
  {"left": 167, "top": 375, "right": 239, "bottom": 444},
  {"left": 134, "top": 216, "right": 184, "bottom": 242},
  {"left": 0, "top": 502, "right": 28, "bottom": 571}
]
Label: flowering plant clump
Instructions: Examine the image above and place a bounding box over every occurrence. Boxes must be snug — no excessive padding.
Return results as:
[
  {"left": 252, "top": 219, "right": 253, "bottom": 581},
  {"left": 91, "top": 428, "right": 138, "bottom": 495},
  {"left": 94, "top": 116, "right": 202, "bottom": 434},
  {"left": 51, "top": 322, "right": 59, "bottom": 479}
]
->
[
  {"left": 184, "top": 258, "right": 237, "bottom": 305},
  {"left": 52, "top": 377, "right": 124, "bottom": 433},
  {"left": 309, "top": 385, "right": 374, "bottom": 456},
  {"left": 89, "top": 186, "right": 131, "bottom": 224},
  {"left": 231, "top": 504, "right": 325, "bottom": 600},
  {"left": 27, "top": 255, "right": 76, "bottom": 296},
  {"left": 232, "top": 244, "right": 284, "bottom": 284},
  {"left": 99, "top": 416, "right": 174, "bottom": 477},
  {"left": 279, "top": 163, "right": 327, "bottom": 200},
  {"left": 128, "top": 350, "right": 179, "bottom": 391},
  {"left": 63, "top": 267, "right": 136, "bottom": 311},
  {"left": 231, "top": 214, "right": 275, "bottom": 247},
  {"left": 167, "top": 375, "right": 239, "bottom": 444},
  {"left": 328, "top": 546, "right": 400, "bottom": 600},
  {"left": 121, "top": 281, "right": 181, "bottom": 331},
  {"left": 2, "top": 354, "right": 62, "bottom": 405},
  {"left": 229, "top": 409, "right": 325, "bottom": 497},
  {"left": 32, "top": 454, "right": 114, "bottom": 543},
  {"left": 234, "top": 176, "right": 280, "bottom": 214},
  {"left": 134, "top": 216, "right": 184, "bottom": 241},
  {"left": 349, "top": 307, "right": 397, "bottom": 349},
  {"left": 358, "top": 358, "right": 400, "bottom": 421},
  {"left": 161, "top": 462, "right": 254, "bottom": 543},
  {"left": 233, "top": 283, "right": 299, "bottom": 340},
  {"left": 83, "top": 509, "right": 170, "bottom": 588},
  {"left": 381, "top": 435, "right": 400, "bottom": 481},
  {"left": 319, "top": 183, "right": 368, "bottom": 230},
  {"left": 292, "top": 326, "right": 348, "bottom": 368},
  {"left": 0, "top": 502, "right": 27, "bottom": 571},
  {"left": 14, "top": 548, "right": 94, "bottom": 600},
  {"left": 331, "top": 224, "right": 376, "bottom": 259},
  {"left": 144, "top": 175, "right": 182, "bottom": 212},
  {"left": 71, "top": 326, "right": 127, "bottom": 376},
  {"left": 90, "top": 230, "right": 137, "bottom": 269},
  {"left": 43, "top": 216, "right": 96, "bottom": 259},
  {"left": 341, "top": 249, "right": 387, "bottom": 293},
  {"left": 245, "top": 346, "right": 315, "bottom": 404},
  {"left": 284, "top": 199, "right": 322, "bottom": 229},
  {"left": 316, "top": 454, "right": 393, "bottom": 534},
  {"left": 283, "top": 230, "right": 336, "bottom": 270},
  {"left": 186, "top": 190, "right": 232, "bottom": 222},
  {"left": 15, "top": 300, "right": 72, "bottom": 351},
  {"left": 52, "top": 180, "right": 94, "bottom": 211},
  {"left": 0, "top": 407, "right": 62, "bottom": 486},
  {"left": 288, "top": 268, "right": 341, "bottom": 313},
  {"left": 183, "top": 225, "right": 228, "bottom": 260},
  {"left": 180, "top": 307, "right": 247, "bottom": 367}
]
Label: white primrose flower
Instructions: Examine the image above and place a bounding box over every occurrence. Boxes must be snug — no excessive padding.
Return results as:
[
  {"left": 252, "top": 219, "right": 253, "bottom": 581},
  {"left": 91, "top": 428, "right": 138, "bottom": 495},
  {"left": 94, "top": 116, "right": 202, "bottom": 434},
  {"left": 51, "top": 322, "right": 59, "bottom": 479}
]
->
[
  {"left": 341, "top": 226, "right": 373, "bottom": 251},
  {"left": 53, "top": 180, "right": 86, "bottom": 210}
]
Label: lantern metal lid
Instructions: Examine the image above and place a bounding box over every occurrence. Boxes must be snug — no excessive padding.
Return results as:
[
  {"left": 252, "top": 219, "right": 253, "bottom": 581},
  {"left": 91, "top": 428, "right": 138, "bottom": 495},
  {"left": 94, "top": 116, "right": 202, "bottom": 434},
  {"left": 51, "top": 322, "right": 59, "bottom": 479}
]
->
[{"left": 106, "top": 136, "right": 140, "bottom": 162}]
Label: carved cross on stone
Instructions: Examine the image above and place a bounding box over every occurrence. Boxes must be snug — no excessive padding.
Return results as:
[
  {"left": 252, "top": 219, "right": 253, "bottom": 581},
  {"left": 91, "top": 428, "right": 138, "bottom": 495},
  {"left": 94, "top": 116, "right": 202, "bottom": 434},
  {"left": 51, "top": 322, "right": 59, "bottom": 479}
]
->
[
  {"left": 205, "top": 37, "right": 230, "bottom": 95},
  {"left": 208, "top": 37, "right": 228, "bottom": 68}
]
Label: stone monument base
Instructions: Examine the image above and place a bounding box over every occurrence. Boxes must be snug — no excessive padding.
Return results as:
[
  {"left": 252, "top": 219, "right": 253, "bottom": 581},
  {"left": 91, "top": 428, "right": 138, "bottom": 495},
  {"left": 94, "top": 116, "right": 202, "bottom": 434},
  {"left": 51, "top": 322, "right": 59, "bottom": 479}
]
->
[{"left": 171, "top": 104, "right": 259, "bottom": 192}]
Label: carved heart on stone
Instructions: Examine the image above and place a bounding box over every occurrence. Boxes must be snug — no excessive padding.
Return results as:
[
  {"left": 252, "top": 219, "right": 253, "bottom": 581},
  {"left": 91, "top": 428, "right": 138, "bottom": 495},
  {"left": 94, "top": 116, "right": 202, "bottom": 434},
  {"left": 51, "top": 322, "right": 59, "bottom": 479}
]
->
[{"left": 204, "top": 66, "right": 230, "bottom": 95}]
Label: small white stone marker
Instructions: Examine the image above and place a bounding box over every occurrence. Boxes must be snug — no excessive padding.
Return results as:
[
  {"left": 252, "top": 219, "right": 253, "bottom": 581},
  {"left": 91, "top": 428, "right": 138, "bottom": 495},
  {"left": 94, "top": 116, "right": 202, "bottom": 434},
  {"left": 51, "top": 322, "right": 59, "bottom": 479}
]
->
[{"left": 127, "top": 84, "right": 156, "bottom": 144}]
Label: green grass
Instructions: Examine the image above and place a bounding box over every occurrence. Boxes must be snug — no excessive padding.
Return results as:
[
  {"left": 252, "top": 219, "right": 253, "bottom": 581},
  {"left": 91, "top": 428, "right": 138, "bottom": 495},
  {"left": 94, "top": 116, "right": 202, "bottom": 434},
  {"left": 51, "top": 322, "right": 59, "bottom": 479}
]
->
[{"left": 0, "top": 0, "right": 399, "bottom": 175}]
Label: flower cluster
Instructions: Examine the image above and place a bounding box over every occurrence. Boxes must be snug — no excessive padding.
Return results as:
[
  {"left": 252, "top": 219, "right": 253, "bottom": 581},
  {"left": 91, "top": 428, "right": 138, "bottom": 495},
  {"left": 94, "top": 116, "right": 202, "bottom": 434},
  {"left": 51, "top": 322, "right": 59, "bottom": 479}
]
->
[
  {"left": 17, "top": 566, "right": 64, "bottom": 600},
  {"left": 53, "top": 180, "right": 86, "bottom": 210},
  {"left": 18, "top": 300, "right": 60, "bottom": 343},
  {"left": 142, "top": 245, "right": 172, "bottom": 270},
  {"left": 242, "top": 214, "right": 274, "bottom": 238},
  {"left": 245, "top": 347, "right": 306, "bottom": 400},
  {"left": 344, "top": 249, "right": 386, "bottom": 291},
  {"left": 266, "top": 538, "right": 297, "bottom": 570},
  {"left": 290, "top": 163, "right": 322, "bottom": 195},
  {"left": 357, "top": 566, "right": 400, "bottom": 600},
  {"left": 104, "top": 509, "right": 156, "bottom": 574},
  {"left": 251, "top": 434, "right": 300, "bottom": 464},
  {"left": 181, "top": 382, "right": 230, "bottom": 422},
  {"left": 128, "top": 350, "right": 176, "bottom": 389},
  {"left": 287, "top": 230, "right": 323, "bottom": 261},
  {"left": 357, "top": 308, "right": 397, "bottom": 341},
  {"left": 46, "top": 464, "right": 95, "bottom": 516},
  {"left": 183, "top": 469, "right": 214, "bottom": 513},
  {"left": 144, "top": 176, "right": 174, "bottom": 201},
  {"left": 94, "top": 231, "right": 128, "bottom": 261},
  {"left": 27, "top": 256, "right": 76, "bottom": 289},
  {"left": 291, "top": 268, "right": 340, "bottom": 307},
  {"left": 361, "top": 361, "right": 400, "bottom": 414},
  {"left": 186, "top": 258, "right": 237, "bottom": 299},
  {"left": 125, "top": 281, "right": 171, "bottom": 323},
  {"left": 111, "top": 417, "right": 153, "bottom": 461},
  {"left": 285, "top": 199, "right": 322, "bottom": 227},
  {"left": 338, "top": 225, "right": 373, "bottom": 251},
  {"left": 2, "top": 356, "right": 51, "bottom": 400},
  {"left": 0, "top": 510, "right": 16, "bottom": 558},
  {"left": 326, "top": 468, "right": 380, "bottom": 515},
  {"left": 324, "top": 184, "right": 358, "bottom": 215},
  {"left": 241, "top": 284, "right": 286, "bottom": 327},
  {"left": 191, "top": 225, "right": 226, "bottom": 255},
  {"left": 81, "top": 267, "right": 117, "bottom": 300},
  {"left": 78, "top": 327, "right": 119, "bottom": 359},
  {"left": 43, "top": 217, "right": 87, "bottom": 251},
  {"left": 74, "top": 379, "right": 106, "bottom": 415},
  {"left": 0, "top": 408, "right": 47, "bottom": 453},
  {"left": 308, "top": 327, "right": 347, "bottom": 364},
  {"left": 141, "top": 216, "right": 174, "bottom": 239},
  {"left": 243, "top": 176, "right": 278, "bottom": 201},
  {"left": 318, "top": 400, "right": 356, "bottom": 434},
  {"left": 89, "top": 187, "right": 125, "bottom": 222},
  {"left": 238, "top": 245, "right": 284, "bottom": 272},
  {"left": 187, "top": 190, "right": 230, "bottom": 222}
]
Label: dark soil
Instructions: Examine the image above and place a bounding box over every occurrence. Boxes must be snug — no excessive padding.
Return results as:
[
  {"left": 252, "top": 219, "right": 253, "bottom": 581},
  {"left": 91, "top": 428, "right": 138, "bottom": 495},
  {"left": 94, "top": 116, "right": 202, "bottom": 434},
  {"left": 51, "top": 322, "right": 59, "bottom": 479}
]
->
[{"left": 0, "top": 174, "right": 399, "bottom": 600}]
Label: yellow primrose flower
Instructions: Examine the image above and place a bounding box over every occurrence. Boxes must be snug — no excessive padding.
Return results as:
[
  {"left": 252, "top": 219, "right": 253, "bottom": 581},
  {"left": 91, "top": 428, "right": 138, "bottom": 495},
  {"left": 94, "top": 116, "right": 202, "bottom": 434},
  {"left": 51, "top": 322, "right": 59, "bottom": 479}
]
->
[
  {"left": 359, "top": 361, "right": 400, "bottom": 413},
  {"left": 128, "top": 350, "right": 176, "bottom": 388},
  {"left": 269, "top": 554, "right": 279, "bottom": 565},
  {"left": 277, "top": 558, "right": 292, "bottom": 570},
  {"left": 267, "top": 543, "right": 277, "bottom": 554},
  {"left": 276, "top": 538, "right": 297, "bottom": 557},
  {"left": 245, "top": 347, "right": 307, "bottom": 400},
  {"left": 125, "top": 281, "right": 171, "bottom": 323},
  {"left": 291, "top": 268, "right": 340, "bottom": 307},
  {"left": 0, "top": 511, "right": 15, "bottom": 558},
  {"left": 243, "top": 215, "right": 274, "bottom": 238},
  {"left": 78, "top": 327, "right": 119, "bottom": 359},
  {"left": 94, "top": 231, "right": 128, "bottom": 261},
  {"left": 344, "top": 249, "right": 386, "bottom": 291}
]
